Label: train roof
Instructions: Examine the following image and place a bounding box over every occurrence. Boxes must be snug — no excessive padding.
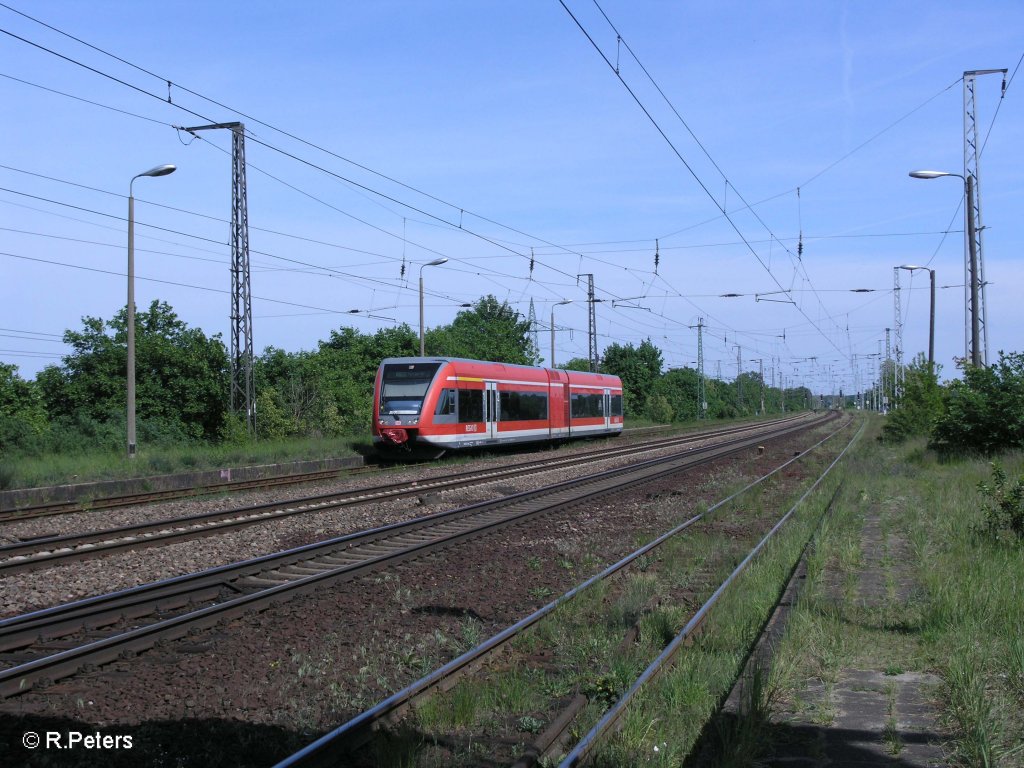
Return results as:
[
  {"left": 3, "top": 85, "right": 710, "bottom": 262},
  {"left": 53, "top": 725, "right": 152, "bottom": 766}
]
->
[{"left": 378, "top": 357, "right": 620, "bottom": 379}]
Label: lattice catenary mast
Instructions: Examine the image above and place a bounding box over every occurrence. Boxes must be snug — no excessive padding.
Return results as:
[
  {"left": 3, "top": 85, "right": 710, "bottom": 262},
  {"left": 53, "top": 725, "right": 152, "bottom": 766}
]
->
[
  {"left": 180, "top": 122, "right": 255, "bottom": 434},
  {"left": 963, "top": 69, "right": 1006, "bottom": 366},
  {"left": 689, "top": 319, "right": 706, "bottom": 418},
  {"left": 577, "top": 273, "right": 598, "bottom": 371},
  {"left": 527, "top": 299, "right": 539, "bottom": 361},
  {"left": 893, "top": 268, "right": 903, "bottom": 398}
]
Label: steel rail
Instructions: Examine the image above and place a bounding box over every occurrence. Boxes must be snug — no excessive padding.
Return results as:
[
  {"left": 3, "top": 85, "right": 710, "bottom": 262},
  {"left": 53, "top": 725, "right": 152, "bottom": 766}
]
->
[
  {"left": 0, "top": 465, "right": 377, "bottom": 522},
  {"left": 558, "top": 418, "right": 866, "bottom": 767},
  {"left": 1, "top": 414, "right": 827, "bottom": 649},
  {"left": 270, "top": 417, "right": 852, "bottom": 768},
  {"left": 0, "top": 414, "right": 832, "bottom": 698},
  {"left": 0, "top": 415, "right": 812, "bottom": 574},
  {"left": 0, "top": 425, "right": 680, "bottom": 522}
]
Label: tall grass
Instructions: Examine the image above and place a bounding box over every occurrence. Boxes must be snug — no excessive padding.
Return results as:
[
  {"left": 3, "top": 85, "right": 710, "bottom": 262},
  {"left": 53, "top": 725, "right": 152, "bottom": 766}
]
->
[{"left": 1, "top": 435, "right": 363, "bottom": 490}]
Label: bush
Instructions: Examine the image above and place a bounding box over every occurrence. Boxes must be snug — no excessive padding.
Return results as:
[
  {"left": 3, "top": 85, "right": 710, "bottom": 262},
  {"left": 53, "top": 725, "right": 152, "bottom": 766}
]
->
[
  {"left": 930, "top": 352, "right": 1024, "bottom": 455},
  {"left": 977, "top": 462, "right": 1024, "bottom": 541},
  {"left": 881, "top": 355, "right": 943, "bottom": 443},
  {"left": 645, "top": 393, "right": 675, "bottom": 423}
]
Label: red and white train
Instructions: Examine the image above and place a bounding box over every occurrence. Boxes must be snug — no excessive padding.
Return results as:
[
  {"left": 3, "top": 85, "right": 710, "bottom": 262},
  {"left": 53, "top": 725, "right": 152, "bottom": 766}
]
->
[{"left": 373, "top": 357, "right": 624, "bottom": 456}]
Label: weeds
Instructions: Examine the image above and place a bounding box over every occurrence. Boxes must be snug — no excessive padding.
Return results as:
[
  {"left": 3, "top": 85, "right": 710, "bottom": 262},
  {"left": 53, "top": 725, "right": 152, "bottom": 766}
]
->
[
  {"left": 516, "top": 715, "right": 544, "bottom": 734},
  {"left": 976, "top": 462, "right": 1024, "bottom": 540},
  {"left": 710, "top": 662, "right": 777, "bottom": 767}
]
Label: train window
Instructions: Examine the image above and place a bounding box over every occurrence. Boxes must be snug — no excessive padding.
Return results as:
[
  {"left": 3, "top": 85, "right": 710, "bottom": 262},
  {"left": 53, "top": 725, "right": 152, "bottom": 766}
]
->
[
  {"left": 457, "top": 388, "right": 483, "bottom": 423},
  {"left": 611, "top": 395, "right": 623, "bottom": 416},
  {"left": 499, "top": 390, "right": 548, "bottom": 421},
  {"left": 380, "top": 363, "right": 441, "bottom": 415},
  {"left": 434, "top": 388, "right": 456, "bottom": 416},
  {"left": 570, "top": 393, "right": 604, "bottom": 418}
]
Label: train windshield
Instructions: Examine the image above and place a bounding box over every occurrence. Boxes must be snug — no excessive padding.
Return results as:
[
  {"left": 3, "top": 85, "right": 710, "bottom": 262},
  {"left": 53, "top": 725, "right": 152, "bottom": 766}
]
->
[{"left": 379, "top": 362, "right": 442, "bottom": 415}]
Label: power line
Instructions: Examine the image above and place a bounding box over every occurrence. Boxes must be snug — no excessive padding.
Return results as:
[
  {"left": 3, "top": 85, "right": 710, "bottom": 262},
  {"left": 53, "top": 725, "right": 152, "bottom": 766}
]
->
[
  {"left": 0, "top": 6, "right": 747, "bottom": 348},
  {"left": 0, "top": 250, "right": 421, "bottom": 319},
  {"left": 587, "top": 0, "right": 861, "bottom": 355},
  {"left": 558, "top": 0, "right": 849, "bottom": 361},
  {"left": 0, "top": 11, "right": 835, "bottom": 375}
]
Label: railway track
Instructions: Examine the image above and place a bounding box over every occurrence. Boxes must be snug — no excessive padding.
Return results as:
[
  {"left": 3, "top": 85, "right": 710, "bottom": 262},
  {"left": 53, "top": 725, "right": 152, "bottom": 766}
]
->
[
  {"left": 0, "top": 464, "right": 382, "bottom": 523},
  {"left": 273, "top": 416, "right": 860, "bottom": 767},
  {"left": 0, "top": 425, "right": 676, "bottom": 523},
  {"left": 0, "top": 412, "right": 833, "bottom": 699},
  {"left": 0, "top": 414, "right": 814, "bottom": 574}
]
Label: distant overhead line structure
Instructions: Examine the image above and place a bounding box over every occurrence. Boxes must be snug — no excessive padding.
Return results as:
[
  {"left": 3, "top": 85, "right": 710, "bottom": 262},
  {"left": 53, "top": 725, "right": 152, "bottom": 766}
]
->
[
  {"left": 179, "top": 121, "right": 255, "bottom": 434},
  {"left": 963, "top": 69, "right": 1007, "bottom": 366}
]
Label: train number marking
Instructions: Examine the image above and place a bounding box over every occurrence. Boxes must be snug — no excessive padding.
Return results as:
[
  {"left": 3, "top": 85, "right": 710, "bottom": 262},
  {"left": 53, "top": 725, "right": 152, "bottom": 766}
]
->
[{"left": 465, "top": 424, "right": 478, "bottom": 432}]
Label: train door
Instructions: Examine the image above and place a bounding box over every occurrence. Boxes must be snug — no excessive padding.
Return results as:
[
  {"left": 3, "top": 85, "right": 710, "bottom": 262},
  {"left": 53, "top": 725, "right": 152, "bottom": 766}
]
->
[
  {"left": 563, "top": 383, "right": 571, "bottom": 436},
  {"left": 603, "top": 388, "right": 611, "bottom": 429},
  {"left": 484, "top": 381, "right": 499, "bottom": 440}
]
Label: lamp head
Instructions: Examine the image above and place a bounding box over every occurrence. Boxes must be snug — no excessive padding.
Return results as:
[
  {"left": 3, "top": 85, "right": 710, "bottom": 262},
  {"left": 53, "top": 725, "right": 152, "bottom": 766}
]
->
[
  {"left": 909, "top": 170, "right": 951, "bottom": 180},
  {"left": 425, "top": 257, "right": 448, "bottom": 267},
  {"left": 137, "top": 164, "right": 176, "bottom": 179}
]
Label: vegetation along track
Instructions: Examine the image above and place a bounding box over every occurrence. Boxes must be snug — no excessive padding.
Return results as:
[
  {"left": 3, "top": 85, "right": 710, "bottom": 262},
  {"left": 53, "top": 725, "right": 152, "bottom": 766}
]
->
[
  {"left": 0, "top": 415, "right": 813, "bottom": 574},
  {"left": 0, "top": 412, "right": 833, "bottom": 699},
  {"left": 275, "top": 416, "right": 858, "bottom": 767}
]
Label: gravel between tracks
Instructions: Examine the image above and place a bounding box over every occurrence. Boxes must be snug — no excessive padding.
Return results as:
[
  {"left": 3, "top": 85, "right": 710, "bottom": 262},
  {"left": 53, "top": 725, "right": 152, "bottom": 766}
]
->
[
  {"left": 0, "top": 417, "right": 842, "bottom": 768},
  {"left": 0, "top": 419, "right": 813, "bottom": 617}
]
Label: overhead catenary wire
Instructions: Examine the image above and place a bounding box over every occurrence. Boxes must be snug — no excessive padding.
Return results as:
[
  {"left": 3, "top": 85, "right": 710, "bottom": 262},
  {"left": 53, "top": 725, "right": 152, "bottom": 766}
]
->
[
  {"left": 587, "top": 0, "right": 861, "bottom": 355},
  {"left": 0, "top": 7, "right": 770, "bottom": 362},
  {"left": 559, "top": 0, "right": 850, "bottom": 362},
  {"left": 1, "top": 3, "right": 986, "bottom": 391}
]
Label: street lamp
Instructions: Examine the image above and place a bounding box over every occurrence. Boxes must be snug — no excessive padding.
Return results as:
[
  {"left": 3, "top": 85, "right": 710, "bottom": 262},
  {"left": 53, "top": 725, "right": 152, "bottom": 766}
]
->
[
  {"left": 909, "top": 170, "right": 981, "bottom": 366},
  {"left": 898, "top": 264, "right": 936, "bottom": 370},
  {"left": 418, "top": 258, "right": 448, "bottom": 356},
  {"left": 127, "top": 163, "right": 176, "bottom": 459},
  {"left": 550, "top": 300, "right": 572, "bottom": 367}
]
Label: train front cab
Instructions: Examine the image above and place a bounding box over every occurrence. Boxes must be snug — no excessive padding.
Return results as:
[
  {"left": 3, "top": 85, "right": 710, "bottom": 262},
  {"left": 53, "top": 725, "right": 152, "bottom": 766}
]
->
[{"left": 374, "top": 358, "right": 447, "bottom": 454}]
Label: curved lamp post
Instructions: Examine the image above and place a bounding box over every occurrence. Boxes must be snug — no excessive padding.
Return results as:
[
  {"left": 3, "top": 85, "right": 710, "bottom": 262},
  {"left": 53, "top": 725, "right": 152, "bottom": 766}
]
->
[
  {"left": 550, "top": 300, "right": 572, "bottom": 367},
  {"left": 418, "top": 258, "right": 448, "bottom": 356},
  {"left": 127, "top": 164, "right": 176, "bottom": 458},
  {"left": 909, "top": 169, "right": 980, "bottom": 366},
  {"left": 898, "top": 264, "right": 936, "bottom": 370}
]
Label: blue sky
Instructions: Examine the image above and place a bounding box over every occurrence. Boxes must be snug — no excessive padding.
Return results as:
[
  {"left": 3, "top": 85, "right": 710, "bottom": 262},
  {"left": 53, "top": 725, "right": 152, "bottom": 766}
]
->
[{"left": 2, "top": 1, "right": 1022, "bottom": 397}]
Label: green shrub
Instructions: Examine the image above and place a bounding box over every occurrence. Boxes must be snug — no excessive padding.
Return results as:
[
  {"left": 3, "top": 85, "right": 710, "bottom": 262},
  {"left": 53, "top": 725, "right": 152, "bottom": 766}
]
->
[
  {"left": 931, "top": 352, "right": 1024, "bottom": 455},
  {"left": 977, "top": 462, "right": 1024, "bottom": 541},
  {"left": 881, "top": 355, "right": 943, "bottom": 443},
  {"left": 645, "top": 393, "right": 675, "bottom": 423}
]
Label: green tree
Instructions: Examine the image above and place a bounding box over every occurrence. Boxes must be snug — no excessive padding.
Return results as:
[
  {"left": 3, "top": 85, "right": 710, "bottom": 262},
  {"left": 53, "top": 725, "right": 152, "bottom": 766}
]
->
[
  {"left": 314, "top": 324, "right": 418, "bottom": 435},
  {"left": 0, "top": 363, "right": 48, "bottom": 453},
  {"left": 254, "top": 324, "right": 425, "bottom": 440},
  {"left": 601, "top": 339, "right": 663, "bottom": 417},
  {"left": 38, "top": 301, "right": 229, "bottom": 448},
  {"left": 880, "top": 354, "right": 944, "bottom": 443},
  {"left": 930, "top": 352, "right": 1024, "bottom": 454},
  {"left": 558, "top": 356, "right": 595, "bottom": 372},
  {"left": 645, "top": 392, "right": 674, "bottom": 423},
  {"left": 426, "top": 296, "right": 538, "bottom": 364},
  {"left": 652, "top": 367, "right": 699, "bottom": 421},
  {"left": 735, "top": 370, "right": 765, "bottom": 415}
]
